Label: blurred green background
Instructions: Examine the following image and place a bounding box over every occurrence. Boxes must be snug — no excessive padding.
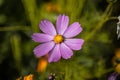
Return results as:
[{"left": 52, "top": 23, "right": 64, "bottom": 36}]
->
[{"left": 0, "top": 0, "right": 120, "bottom": 80}]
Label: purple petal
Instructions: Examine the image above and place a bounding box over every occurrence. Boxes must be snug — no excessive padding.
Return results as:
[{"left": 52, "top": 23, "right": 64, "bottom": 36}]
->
[
  {"left": 56, "top": 15, "right": 69, "bottom": 35},
  {"left": 60, "top": 43, "right": 73, "bottom": 59},
  {"left": 33, "top": 41, "right": 55, "bottom": 57},
  {"left": 39, "top": 20, "right": 56, "bottom": 36},
  {"left": 48, "top": 44, "right": 61, "bottom": 62},
  {"left": 64, "top": 39, "right": 84, "bottom": 50},
  {"left": 31, "top": 33, "right": 54, "bottom": 43},
  {"left": 108, "top": 72, "right": 118, "bottom": 80},
  {"left": 63, "top": 22, "right": 82, "bottom": 38}
]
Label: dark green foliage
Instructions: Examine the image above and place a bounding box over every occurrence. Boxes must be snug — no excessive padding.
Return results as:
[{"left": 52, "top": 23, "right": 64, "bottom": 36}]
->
[{"left": 0, "top": 0, "right": 120, "bottom": 80}]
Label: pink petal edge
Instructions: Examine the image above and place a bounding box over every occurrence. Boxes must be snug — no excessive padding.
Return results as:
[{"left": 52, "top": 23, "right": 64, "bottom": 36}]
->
[
  {"left": 60, "top": 43, "right": 73, "bottom": 59},
  {"left": 64, "top": 39, "right": 84, "bottom": 50},
  {"left": 33, "top": 41, "right": 55, "bottom": 57},
  {"left": 63, "top": 22, "right": 82, "bottom": 38},
  {"left": 39, "top": 20, "right": 56, "bottom": 36},
  {"left": 48, "top": 44, "right": 61, "bottom": 62},
  {"left": 56, "top": 15, "right": 69, "bottom": 35},
  {"left": 31, "top": 33, "right": 54, "bottom": 43}
]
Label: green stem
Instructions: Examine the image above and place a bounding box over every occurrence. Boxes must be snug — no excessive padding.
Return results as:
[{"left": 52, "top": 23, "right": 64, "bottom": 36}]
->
[
  {"left": 84, "top": 18, "right": 108, "bottom": 41},
  {"left": 0, "top": 26, "right": 30, "bottom": 31},
  {"left": 108, "top": 17, "right": 118, "bottom": 20},
  {"left": 103, "top": 3, "right": 113, "bottom": 17},
  {"left": 84, "top": 2, "right": 114, "bottom": 41},
  {"left": 22, "top": 0, "right": 39, "bottom": 32},
  {"left": 64, "top": 65, "right": 70, "bottom": 80},
  {"left": 10, "top": 35, "right": 22, "bottom": 71}
]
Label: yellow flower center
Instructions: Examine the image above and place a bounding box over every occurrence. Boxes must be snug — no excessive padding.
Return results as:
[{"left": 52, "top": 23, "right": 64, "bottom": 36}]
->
[{"left": 54, "top": 34, "right": 63, "bottom": 44}]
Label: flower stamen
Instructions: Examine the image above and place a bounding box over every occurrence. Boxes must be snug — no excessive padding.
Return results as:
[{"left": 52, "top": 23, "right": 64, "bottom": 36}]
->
[{"left": 54, "top": 34, "right": 63, "bottom": 44}]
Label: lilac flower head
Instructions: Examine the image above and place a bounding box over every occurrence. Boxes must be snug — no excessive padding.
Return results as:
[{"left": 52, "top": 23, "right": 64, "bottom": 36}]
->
[
  {"left": 108, "top": 72, "right": 118, "bottom": 80},
  {"left": 32, "top": 14, "right": 84, "bottom": 62}
]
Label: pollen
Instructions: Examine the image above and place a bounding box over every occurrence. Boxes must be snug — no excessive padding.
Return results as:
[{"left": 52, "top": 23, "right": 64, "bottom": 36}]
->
[{"left": 54, "top": 34, "right": 63, "bottom": 44}]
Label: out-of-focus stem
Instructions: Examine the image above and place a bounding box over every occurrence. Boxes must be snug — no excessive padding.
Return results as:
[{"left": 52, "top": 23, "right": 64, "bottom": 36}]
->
[
  {"left": 103, "top": 3, "right": 113, "bottom": 18},
  {"left": 85, "top": 18, "right": 108, "bottom": 41},
  {"left": 84, "top": 2, "right": 115, "bottom": 41},
  {"left": 64, "top": 65, "right": 70, "bottom": 80},
  {"left": 108, "top": 17, "right": 118, "bottom": 20},
  {"left": 0, "top": 26, "right": 30, "bottom": 31},
  {"left": 10, "top": 35, "right": 22, "bottom": 71},
  {"left": 22, "top": 0, "right": 39, "bottom": 32}
]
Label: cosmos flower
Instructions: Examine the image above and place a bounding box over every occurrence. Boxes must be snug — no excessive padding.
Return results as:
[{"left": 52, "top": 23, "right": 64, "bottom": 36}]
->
[
  {"left": 32, "top": 14, "right": 84, "bottom": 62},
  {"left": 108, "top": 72, "right": 118, "bottom": 80}
]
